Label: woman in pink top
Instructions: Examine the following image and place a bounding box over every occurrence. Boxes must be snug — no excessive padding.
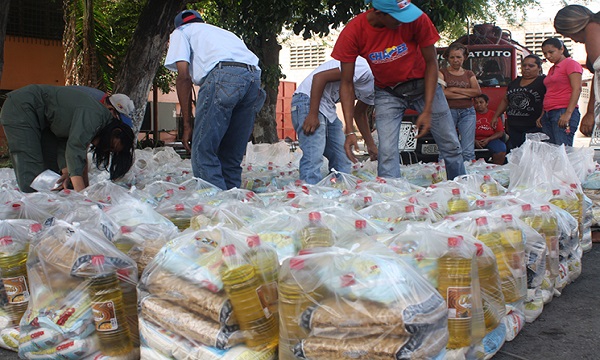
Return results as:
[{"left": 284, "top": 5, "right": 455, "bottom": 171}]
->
[{"left": 539, "top": 37, "right": 583, "bottom": 146}]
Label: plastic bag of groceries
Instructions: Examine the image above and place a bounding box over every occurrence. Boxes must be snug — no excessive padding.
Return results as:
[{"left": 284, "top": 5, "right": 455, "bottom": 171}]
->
[
  {"left": 400, "top": 162, "right": 446, "bottom": 186},
  {"left": 359, "top": 200, "right": 430, "bottom": 233},
  {"left": 0, "top": 220, "right": 42, "bottom": 351},
  {"left": 189, "top": 202, "right": 248, "bottom": 231},
  {"left": 455, "top": 173, "right": 507, "bottom": 198},
  {"left": 350, "top": 160, "right": 378, "bottom": 182},
  {"left": 248, "top": 212, "right": 305, "bottom": 264},
  {"left": 316, "top": 170, "right": 361, "bottom": 191},
  {"left": 565, "top": 146, "right": 595, "bottom": 183},
  {"left": 507, "top": 140, "right": 580, "bottom": 193},
  {"left": 278, "top": 238, "right": 450, "bottom": 360},
  {"left": 244, "top": 141, "right": 298, "bottom": 168},
  {"left": 381, "top": 225, "right": 502, "bottom": 359},
  {"left": 139, "top": 226, "right": 278, "bottom": 359},
  {"left": 581, "top": 194, "right": 594, "bottom": 252},
  {"left": 83, "top": 180, "right": 133, "bottom": 205},
  {"left": 0, "top": 200, "right": 52, "bottom": 224},
  {"left": 20, "top": 220, "right": 139, "bottom": 359}
]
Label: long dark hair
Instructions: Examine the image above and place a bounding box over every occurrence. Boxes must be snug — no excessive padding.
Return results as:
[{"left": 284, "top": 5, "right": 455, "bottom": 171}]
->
[
  {"left": 541, "top": 38, "right": 571, "bottom": 57},
  {"left": 90, "top": 120, "right": 135, "bottom": 180}
]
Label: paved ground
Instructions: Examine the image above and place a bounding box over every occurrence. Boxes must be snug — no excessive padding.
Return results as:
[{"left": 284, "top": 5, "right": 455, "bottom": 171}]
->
[{"left": 0, "top": 243, "right": 598, "bottom": 359}]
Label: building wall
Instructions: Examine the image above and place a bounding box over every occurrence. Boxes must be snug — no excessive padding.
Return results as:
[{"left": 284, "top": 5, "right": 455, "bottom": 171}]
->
[{"left": 0, "top": 36, "right": 65, "bottom": 89}]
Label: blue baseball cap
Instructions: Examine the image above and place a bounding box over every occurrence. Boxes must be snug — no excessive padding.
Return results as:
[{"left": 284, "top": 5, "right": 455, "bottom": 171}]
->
[
  {"left": 367, "top": 0, "right": 423, "bottom": 23},
  {"left": 174, "top": 10, "right": 204, "bottom": 28},
  {"left": 119, "top": 113, "right": 134, "bottom": 128}
]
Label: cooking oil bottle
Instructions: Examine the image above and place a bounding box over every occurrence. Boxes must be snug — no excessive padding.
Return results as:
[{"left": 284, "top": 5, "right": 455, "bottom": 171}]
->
[
  {"left": 0, "top": 237, "right": 29, "bottom": 325},
  {"left": 522, "top": 205, "right": 559, "bottom": 278},
  {"left": 474, "top": 242, "right": 505, "bottom": 333},
  {"left": 220, "top": 244, "right": 277, "bottom": 348},
  {"left": 480, "top": 175, "right": 499, "bottom": 197},
  {"left": 114, "top": 226, "right": 136, "bottom": 255},
  {"left": 278, "top": 257, "right": 323, "bottom": 360},
  {"left": 88, "top": 272, "right": 133, "bottom": 356},
  {"left": 169, "top": 203, "right": 191, "bottom": 231},
  {"left": 299, "top": 212, "right": 334, "bottom": 249},
  {"left": 437, "top": 236, "right": 473, "bottom": 349},
  {"left": 447, "top": 188, "right": 469, "bottom": 215},
  {"left": 246, "top": 235, "right": 279, "bottom": 316},
  {"left": 117, "top": 269, "right": 139, "bottom": 348},
  {"left": 475, "top": 217, "right": 514, "bottom": 302},
  {"left": 499, "top": 214, "right": 526, "bottom": 303}
]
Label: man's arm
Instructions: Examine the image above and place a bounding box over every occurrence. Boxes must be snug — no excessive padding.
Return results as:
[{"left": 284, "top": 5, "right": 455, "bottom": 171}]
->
[
  {"left": 175, "top": 61, "right": 194, "bottom": 152},
  {"left": 416, "top": 45, "right": 438, "bottom": 138},
  {"left": 354, "top": 100, "right": 377, "bottom": 160},
  {"left": 303, "top": 68, "right": 342, "bottom": 135},
  {"left": 339, "top": 61, "right": 359, "bottom": 162}
]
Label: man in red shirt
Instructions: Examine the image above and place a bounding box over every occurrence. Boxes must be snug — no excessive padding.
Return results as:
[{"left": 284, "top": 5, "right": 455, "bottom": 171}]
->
[
  {"left": 474, "top": 94, "right": 506, "bottom": 165},
  {"left": 332, "top": 0, "right": 465, "bottom": 180}
]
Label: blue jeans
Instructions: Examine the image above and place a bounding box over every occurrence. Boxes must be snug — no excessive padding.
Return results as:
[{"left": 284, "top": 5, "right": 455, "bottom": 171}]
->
[
  {"left": 450, "top": 107, "right": 476, "bottom": 161},
  {"left": 291, "top": 93, "right": 351, "bottom": 184},
  {"left": 541, "top": 108, "right": 580, "bottom": 146},
  {"left": 193, "top": 65, "right": 266, "bottom": 190},
  {"left": 374, "top": 86, "right": 465, "bottom": 180}
]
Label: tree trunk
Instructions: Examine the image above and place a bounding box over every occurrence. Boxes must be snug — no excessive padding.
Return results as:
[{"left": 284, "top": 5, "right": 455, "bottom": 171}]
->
[
  {"left": 81, "top": 0, "right": 99, "bottom": 87},
  {"left": 0, "top": 0, "right": 10, "bottom": 83},
  {"left": 62, "top": 0, "right": 79, "bottom": 85},
  {"left": 113, "top": 0, "right": 188, "bottom": 134},
  {"left": 252, "top": 33, "right": 281, "bottom": 144}
]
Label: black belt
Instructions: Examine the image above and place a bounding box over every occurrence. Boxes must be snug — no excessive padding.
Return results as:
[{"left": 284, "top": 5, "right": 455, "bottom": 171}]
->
[{"left": 217, "top": 61, "right": 256, "bottom": 71}]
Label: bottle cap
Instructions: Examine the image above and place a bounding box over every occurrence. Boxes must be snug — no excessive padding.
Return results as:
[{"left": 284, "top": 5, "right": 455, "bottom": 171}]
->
[
  {"left": 475, "top": 242, "right": 484, "bottom": 256},
  {"left": 340, "top": 273, "right": 356, "bottom": 287},
  {"left": 501, "top": 214, "right": 513, "bottom": 222},
  {"left": 364, "top": 196, "right": 372, "bottom": 203},
  {"left": 430, "top": 202, "right": 438, "bottom": 209},
  {"left": 483, "top": 174, "right": 491, "bottom": 181},
  {"left": 452, "top": 188, "right": 461, "bottom": 195},
  {"left": 552, "top": 189, "right": 560, "bottom": 196},
  {"left": 521, "top": 204, "right": 532, "bottom": 212},
  {"left": 286, "top": 191, "right": 296, "bottom": 199},
  {"left": 175, "top": 203, "right": 185, "bottom": 211},
  {"left": 246, "top": 235, "right": 261, "bottom": 248},
  {"left": 476, "top": 216, "right": 488, "bottom": 226},
  {"left": 308, "top": 212, "right": 321, "bottom": 221},
  {"left": 355, "top": 219, "right": 367, "bottom": 229},
  {"left": 221, "top": 244, "right": 236, "bottom": 257},
  {"left": 290, "top": 257, "right": 305, "bottom": 270},
  {"left": 405, "top": 205, "right": 415, "bottom": 214},
  {"left": 0, "top": 236, "right": 13, "bottom": 246},
  {"left": 476, "top": 199, "right": 486, "bottom": 207},
  {"left": 120, "top": 226, "right": 133, "bottom": 234},
  {"left": 448, "top": 236, "right": 461, "bottom": 247},
  {"left": 91, "top": 255, "right": 105, "bottom": 266},
  {"left": 541, "top": 205, "right": 551, "bottom": 212},
  {"left": 192, "top": 205, "right": 204, "bottom": 213}
]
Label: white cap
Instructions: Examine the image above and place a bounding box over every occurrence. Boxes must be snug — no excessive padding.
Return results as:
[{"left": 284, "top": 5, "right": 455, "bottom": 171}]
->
[{"left": 108, "top": 94, "right": 135, "bottom": 116}]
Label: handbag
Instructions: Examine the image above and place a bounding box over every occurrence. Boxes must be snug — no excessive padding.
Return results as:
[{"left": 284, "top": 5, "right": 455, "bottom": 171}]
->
[{"left": 386, "top": 78, "right": 426, "bottom": 99}]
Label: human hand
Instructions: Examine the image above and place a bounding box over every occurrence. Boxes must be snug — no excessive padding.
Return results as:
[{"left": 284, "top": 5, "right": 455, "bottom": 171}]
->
[
  {"left": 536, "top": 116, "right": 543, "bottom": 128},
  {"left": 302, "top": 114, "right": 320, "bottom": 135},
  {"left": 344, "top": 133, "right": 359, "bottom": 163},
  {"left": 182, "top": 127, "right": 192, "bottom": 153},
  {"left": 491, "top": 117, "right": 498, "bottom": 128},
  {"left": 475, "top": 140, "right": 485, "bottom": 149},
  {"left": 415, "top": 112, "right": 431, "bottom": 138},
  {"left": 558, "top": 112, "right": 570, "bottom": 128},
  {"left": 580, "top": 112, "right": 595, "bottom": 136},
  {"left": 366, "top": 142, "right": 378, "bottom": 161},
  {"left": 54, "top": 168, "right": 70, "bottom": 191}
]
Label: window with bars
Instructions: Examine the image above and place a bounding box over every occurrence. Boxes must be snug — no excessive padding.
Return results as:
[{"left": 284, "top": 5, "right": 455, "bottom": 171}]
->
[
  {"left": 525, "top": 32, "right": 572, "bottom": 57},
  {"left": 290, "top": 44, "right": 326, "bottom": 69},
  {"left": 6, "top": 0, "right": 64, "bottom": 40}
]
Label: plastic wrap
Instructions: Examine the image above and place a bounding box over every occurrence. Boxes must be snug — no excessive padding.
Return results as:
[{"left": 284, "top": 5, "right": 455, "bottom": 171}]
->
[
  {"left": 21, "top": 220, "right": 138, "bottom": 359},
  {"left": 139, "top": 226, "right": 278, "bottom": 356},
  {"left": 279, "top": 241, "right": 449, "bottom": 360}
]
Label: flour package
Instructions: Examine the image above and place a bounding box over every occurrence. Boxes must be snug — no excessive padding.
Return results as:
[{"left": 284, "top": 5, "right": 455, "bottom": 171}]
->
[{"left": 278, "top": 237, "right": 449, "bottom": 360}]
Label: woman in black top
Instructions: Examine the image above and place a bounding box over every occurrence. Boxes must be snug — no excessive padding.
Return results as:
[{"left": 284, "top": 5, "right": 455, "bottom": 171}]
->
[{"left": 492, "top": 55, "right": 546, "bottom": 149}]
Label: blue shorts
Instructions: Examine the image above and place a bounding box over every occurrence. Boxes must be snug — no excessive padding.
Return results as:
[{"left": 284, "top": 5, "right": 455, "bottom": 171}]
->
[{"left": 486, "top": 139, "right": 506, "bottom": 154}]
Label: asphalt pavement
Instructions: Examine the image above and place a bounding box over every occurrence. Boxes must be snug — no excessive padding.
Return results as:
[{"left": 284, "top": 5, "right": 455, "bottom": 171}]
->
[{"left": 0, "top": 244, "right": 598, "bottom": 360}]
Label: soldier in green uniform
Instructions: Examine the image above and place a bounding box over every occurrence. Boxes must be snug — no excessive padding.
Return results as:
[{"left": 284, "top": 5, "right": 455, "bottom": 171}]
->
[{"left": 0, "top": 84, "right": 135, "bottom": 192}]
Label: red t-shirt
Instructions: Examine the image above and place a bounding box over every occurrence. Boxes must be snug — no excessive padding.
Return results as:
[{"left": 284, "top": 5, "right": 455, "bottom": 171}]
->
[
  {"left": 543, "top": 57, "right": 583, "bottom": 111},
  {"left": 331, "top": 10, "right": 440, "bottom": 89},
  {"left": 476, "top": 109, "right": 504, "bottom": 141}
]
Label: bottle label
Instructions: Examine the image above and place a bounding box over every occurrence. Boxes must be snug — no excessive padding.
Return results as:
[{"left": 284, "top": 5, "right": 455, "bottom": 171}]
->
[
  {"left": 92, "top": 301, "right": 118, "bottom": 332},
  {"left": 3, "top": 275, "right": 30, "bottom": 304},
  {"left": 447, "top": 286, "right": 471, "bottom": 319},
  {"left": 256, "top": 283, "right": 276, "bottom": 318}
]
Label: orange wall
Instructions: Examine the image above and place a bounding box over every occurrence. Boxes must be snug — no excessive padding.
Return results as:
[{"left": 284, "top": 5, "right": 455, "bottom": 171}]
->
[{"left": 0, "top": 36, "right": 65, "bottom": 90}]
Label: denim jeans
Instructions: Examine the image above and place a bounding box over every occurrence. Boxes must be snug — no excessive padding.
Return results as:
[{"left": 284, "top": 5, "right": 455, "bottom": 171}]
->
[
  {"left": 193, "top": 65, "right": 266, "bottom": 190},
  {"left": 291, "top": 93, "right": 351, "bottom": 184},
  {"left": 374, "top": 86, "right": 465, "bottom": 180},
  {"left": 541, "top": 108, "right": 580, "bottom": 146},
  {"left": 450, "top": 107, "right": 476, "bottom": 161}
]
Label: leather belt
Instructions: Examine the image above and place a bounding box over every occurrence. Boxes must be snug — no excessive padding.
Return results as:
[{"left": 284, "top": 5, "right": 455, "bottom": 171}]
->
[{"left": 217, "top": 61, "right": 256, "bottom": 71}]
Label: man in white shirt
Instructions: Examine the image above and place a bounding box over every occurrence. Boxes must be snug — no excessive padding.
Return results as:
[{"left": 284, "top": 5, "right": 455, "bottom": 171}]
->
[
  {"left": 164, "top": 10, "right": 266, "bottom": 190},
  {"left": 292, "top": 58, "right": 378, "bottom": 184}
]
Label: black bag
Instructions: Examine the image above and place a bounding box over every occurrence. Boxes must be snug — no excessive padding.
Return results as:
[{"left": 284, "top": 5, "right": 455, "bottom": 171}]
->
[{"left": 386, "top": 78, "right": 426, "bottom": 99}]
